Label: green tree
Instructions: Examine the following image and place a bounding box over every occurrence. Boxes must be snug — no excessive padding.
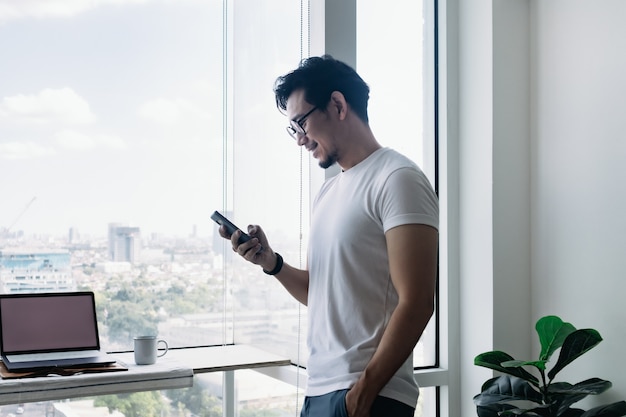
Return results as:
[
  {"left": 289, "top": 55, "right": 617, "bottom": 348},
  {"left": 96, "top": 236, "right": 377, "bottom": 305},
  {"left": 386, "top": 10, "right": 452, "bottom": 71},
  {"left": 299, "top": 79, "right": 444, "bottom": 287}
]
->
[
  {"left": 166, "top": 385, "right": 222, "bottom": 417},
  {"left": 94, "top": 391, "right": 168, "bottom": 417},
  {"left": 106, "top": 300, "right": 158, "bottom": 345}
]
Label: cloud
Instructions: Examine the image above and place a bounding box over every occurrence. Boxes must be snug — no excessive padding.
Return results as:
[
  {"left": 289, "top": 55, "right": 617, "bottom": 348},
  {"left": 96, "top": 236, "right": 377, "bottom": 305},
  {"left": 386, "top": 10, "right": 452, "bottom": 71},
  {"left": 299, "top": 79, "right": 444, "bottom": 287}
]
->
[
  {"left": 0, "top": 130, "right": 126, "bottom": 160},
  {"left": 0, "top": 0, "right": 140, "bottom": 21},
  {"left": 2, "top": 88, "right": 96, "bottom": 125},
  {"left": 138, "top": 97, "right": 207, "bottom": 126},
  {"left": 0, "top": 0, "right": 194, "bottom": 21},
  {"left": 0, "top": 0, "right": 90, "bottom": 20},
  {"left": 0, "top": 141, "right": 55, "bottom": 160},
  {"left": 96, "top": 133, "right": 127, "bottom": 150},
  {"left": 55, "top": 130, "right": 127, "bottom": 151},
  {"left": 54, "top": 130, "right": 95, "bottom": 150}
]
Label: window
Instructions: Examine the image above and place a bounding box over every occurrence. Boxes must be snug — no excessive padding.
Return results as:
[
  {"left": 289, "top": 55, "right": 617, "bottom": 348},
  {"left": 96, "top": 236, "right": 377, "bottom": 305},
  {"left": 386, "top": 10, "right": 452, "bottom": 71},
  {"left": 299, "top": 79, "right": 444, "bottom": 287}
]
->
[
  {"left": 0, "top": 0, "right": 228, "bottom": 352},
  {"left": 357, "top": 0, "right": 438, "bottom": 370},
  {"left": 226, "top": 0, "right": 313, "bottom": 365},
  {"left": 0, "top": 0, "right": 441, "bottom": 415}
]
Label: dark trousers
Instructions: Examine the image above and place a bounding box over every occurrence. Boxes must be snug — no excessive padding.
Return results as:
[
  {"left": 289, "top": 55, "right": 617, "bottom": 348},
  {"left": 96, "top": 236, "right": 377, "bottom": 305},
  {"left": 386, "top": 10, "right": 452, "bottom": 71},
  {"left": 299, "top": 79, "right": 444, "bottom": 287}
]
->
[{"left": 300, "top": 389, "right": 415, "bottom": 417}]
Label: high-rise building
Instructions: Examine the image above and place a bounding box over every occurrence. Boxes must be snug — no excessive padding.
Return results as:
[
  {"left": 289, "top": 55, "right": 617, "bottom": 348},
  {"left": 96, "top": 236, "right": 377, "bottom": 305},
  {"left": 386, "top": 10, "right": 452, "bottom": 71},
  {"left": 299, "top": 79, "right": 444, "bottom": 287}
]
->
[
  {"left": 0, "top": 249, "right": 74, "bottom": 293},
  {"left": 108, "top": 223, "right": 141, "bottom": 263},
  {"left": 69, "top": 227, "right": 79, "bottom": 243}
]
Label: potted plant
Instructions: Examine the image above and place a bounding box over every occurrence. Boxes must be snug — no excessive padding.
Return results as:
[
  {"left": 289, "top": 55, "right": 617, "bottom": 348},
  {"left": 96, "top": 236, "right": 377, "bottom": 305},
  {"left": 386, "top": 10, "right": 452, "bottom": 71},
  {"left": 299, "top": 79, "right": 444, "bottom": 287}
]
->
[{"left": 473, "top": 315, "right": 626, "bottom": 416}]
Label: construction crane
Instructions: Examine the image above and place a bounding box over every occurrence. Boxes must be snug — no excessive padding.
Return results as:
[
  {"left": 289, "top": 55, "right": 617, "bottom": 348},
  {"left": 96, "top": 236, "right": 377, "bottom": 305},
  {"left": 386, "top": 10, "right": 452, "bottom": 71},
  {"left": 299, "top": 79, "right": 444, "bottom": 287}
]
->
[{"left": 5, "top": 196, "right": 37, "bottom": 234}]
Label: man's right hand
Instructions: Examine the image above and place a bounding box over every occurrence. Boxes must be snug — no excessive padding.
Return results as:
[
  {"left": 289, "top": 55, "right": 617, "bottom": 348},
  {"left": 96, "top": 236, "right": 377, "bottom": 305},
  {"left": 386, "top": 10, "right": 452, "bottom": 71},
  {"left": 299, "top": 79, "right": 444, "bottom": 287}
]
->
[{"left": 226, "top": 224, "right": 276, "bottom": 271}]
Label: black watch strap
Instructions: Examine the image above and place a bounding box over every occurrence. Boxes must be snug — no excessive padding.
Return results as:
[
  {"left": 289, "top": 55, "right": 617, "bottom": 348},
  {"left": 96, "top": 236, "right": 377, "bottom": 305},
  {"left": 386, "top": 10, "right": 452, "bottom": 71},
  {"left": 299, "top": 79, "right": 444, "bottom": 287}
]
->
[{"left": 263, "top": 252, "right": 284, "bottom": 275}]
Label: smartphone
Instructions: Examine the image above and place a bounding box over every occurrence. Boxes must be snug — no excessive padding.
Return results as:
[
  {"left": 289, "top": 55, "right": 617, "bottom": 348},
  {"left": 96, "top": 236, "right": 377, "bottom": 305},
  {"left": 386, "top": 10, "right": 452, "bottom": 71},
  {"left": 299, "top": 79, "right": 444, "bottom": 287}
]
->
[{"left": 211, "top": 211, "right": 252, "bottom": 245}]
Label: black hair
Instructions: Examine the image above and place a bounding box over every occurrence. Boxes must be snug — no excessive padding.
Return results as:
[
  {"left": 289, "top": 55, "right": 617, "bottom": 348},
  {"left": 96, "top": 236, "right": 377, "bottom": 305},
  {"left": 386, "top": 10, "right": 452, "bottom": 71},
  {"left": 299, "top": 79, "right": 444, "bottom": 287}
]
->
[{"left": 273, "top": 55, "right": 370, "bottom": 123}]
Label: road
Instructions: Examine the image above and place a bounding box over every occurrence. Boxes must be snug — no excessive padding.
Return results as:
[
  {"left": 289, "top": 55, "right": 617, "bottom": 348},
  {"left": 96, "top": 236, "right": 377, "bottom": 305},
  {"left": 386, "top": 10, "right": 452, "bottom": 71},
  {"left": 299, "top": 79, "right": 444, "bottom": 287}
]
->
[{"left": 0, "top": 402, "right": 50, "bottom": 417}]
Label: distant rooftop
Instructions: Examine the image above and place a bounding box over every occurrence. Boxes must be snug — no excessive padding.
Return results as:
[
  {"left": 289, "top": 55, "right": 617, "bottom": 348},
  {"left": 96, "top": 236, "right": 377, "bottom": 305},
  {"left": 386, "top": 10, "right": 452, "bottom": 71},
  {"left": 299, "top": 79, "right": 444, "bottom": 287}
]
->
[{"left": 0, "top": 248, "right": 70, "bottom": 255}]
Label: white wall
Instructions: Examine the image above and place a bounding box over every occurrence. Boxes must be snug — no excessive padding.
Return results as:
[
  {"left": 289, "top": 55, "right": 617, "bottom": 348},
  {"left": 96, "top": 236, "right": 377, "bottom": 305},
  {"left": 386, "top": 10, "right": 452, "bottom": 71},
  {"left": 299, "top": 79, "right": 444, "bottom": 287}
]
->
[
  {"left": 531, "top": 0, "right": 626, "bottom": 407},
  {"left": 456, "top": 0, "right": 533, "bottom": 413},
  {"left": 457, "top": 0, "right": 496, "bottom": 412},
  {"left": 454, "top": 0, "right": 626, "bottom": 415}
]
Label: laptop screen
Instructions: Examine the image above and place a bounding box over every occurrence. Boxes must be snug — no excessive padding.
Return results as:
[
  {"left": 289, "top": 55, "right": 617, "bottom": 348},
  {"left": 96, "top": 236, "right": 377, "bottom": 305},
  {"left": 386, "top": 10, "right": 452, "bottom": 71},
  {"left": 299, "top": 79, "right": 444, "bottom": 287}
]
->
[{"left": 0, "top": 292, "right": 100, "bottom": 354}]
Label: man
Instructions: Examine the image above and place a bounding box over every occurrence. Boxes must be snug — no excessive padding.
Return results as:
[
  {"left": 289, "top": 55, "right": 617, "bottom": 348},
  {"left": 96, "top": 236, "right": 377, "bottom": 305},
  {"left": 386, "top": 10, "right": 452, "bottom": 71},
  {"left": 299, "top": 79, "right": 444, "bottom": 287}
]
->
[{"left": 219, "top": 55, "right": 438, "bottom": 417}]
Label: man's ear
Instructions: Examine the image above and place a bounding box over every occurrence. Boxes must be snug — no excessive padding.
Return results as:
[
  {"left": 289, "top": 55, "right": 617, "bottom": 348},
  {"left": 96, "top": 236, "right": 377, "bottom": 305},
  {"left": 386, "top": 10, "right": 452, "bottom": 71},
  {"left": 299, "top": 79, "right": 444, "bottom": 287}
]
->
[{"left": 329, "top": 91, "right": 348, "bottom": 120}]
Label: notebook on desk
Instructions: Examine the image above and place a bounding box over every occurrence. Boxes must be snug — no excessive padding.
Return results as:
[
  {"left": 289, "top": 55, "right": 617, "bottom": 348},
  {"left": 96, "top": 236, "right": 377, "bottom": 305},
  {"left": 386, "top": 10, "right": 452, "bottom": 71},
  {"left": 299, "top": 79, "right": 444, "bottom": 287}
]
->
[{"left": 0, "top": 291, "right": 116, "bottom": 372}]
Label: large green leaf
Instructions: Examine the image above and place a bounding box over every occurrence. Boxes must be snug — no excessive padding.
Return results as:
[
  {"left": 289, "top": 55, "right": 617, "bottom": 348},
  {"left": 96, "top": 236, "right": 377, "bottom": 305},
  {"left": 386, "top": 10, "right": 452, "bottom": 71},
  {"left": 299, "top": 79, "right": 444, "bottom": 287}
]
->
[
  {"left": 549, "top": 379, "right": 613, "bottom": 396},
  {"left": 558, "top": 409, "right": 587, "bottom": 417},
  {"left": 548, "top": 378, "right": 626, "bottom": 416},
  {"left": 503, "top": 359, "right": 548, "bottom": 371},
  {"left": 500, "top": 409, "right": 548, "bottom": 416},
  {"left": 474, "top": 376, "right": 543, "bottom": 406},
  {"left": 548, "top": 329, "right": 603, "bottom": 380},
  {"left": 579, "top": 401, "right": 626, "bottom": 417},
  {"left": 537, "top": 316, "right": 577, "bottom": 362},
  {"left": 476, "top": 403, "right": 517, "bottom": 417},
  {"left": 475, "top": 351, "right": 540, "bottom": 386},
  {"left": 547, "top": 379, "right": 612, "bottom": 415},
  {"left": 500, "top": 403, "right": 563, "bottom": 416}
]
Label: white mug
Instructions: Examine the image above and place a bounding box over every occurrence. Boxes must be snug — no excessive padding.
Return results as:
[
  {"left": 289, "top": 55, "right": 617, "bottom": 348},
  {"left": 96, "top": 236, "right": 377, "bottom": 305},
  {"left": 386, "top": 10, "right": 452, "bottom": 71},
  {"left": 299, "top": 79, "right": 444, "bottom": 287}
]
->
[{"left": 134, "top": 336, "right": 168, "bottom": 365}]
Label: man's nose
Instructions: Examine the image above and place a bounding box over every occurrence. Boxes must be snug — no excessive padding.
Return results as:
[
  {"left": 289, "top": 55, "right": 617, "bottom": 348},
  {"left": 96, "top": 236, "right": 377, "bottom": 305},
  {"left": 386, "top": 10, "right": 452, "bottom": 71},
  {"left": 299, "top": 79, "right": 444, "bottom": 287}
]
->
[{"left": 296, "top": 133, "right": 308, "bottom": 146}]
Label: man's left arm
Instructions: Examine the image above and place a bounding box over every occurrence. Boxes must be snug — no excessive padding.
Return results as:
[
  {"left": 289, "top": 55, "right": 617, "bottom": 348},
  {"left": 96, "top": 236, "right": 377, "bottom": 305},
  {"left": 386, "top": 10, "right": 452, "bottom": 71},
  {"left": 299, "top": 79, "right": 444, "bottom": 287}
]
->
[{"left": 346, "top": 223, "right": 439, "bottom": 417}]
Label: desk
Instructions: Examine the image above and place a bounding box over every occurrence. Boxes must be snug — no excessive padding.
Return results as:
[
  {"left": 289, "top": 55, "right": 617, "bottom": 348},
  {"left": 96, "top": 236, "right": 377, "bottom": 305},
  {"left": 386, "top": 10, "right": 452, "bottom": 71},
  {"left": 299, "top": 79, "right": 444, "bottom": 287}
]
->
[
  {"left": 152, "top": 344, "right": 292, "bottom": 374},
  {"left": 0, "top": 345, "right": 291, "bottom": 415}
]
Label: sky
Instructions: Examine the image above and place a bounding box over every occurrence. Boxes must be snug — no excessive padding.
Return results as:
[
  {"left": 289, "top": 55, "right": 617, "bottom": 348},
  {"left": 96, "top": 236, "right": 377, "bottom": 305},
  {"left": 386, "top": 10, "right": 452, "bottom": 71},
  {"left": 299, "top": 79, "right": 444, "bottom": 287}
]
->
[
  {"left": 0, "top": 0, "right": 431, "bottom": 240},
  {"left": 0, "top": 0, "right": 231, "bottom": 238}
]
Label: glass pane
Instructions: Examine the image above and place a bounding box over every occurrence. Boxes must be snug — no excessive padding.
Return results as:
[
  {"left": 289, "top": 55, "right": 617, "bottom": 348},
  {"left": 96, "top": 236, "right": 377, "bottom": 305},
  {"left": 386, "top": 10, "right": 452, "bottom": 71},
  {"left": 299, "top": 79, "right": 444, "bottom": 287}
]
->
[
  {"left": 415, "top": 386, "right": 437, "bottom": 417},
  {"left": 0, "top": 0, "right": 312, "bottom": 366},
  {"left": 237, "top": 370, "right": 302, "bottom": 416},
  {"left": 357, "top": 1, "right": 435, "bottom": 179},
  {"left": 229, "top": 1, "right": 312, "bottom": 366},
  {"left": 0, "top": 1, "right": 225, "bottom": 350},
  {"left": 234, "top": 372, "right": 435, "bottom": 417},
  {"left": 0, "top": 385, "right": 435, "bottom": 417},
  {"left": 0, "top": 380, "right": 224, "bottom": 417},
  {"left": 357, "top": 0, "right": 437, "bottom": 368}
]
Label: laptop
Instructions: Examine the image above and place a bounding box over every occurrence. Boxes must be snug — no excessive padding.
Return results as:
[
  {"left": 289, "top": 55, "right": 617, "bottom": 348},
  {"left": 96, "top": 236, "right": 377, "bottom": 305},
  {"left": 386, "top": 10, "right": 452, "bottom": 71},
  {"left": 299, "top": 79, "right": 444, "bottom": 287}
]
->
[{"left": 0, "top": 291, "right": 116, "bottom": 372}]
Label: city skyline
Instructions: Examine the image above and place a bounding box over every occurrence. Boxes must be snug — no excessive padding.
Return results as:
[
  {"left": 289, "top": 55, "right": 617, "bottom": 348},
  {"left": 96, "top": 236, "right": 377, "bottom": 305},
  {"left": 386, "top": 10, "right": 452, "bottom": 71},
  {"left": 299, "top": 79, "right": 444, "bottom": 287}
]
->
[{"left": 2, "top": 219, "right": 208, "bottom": 240}]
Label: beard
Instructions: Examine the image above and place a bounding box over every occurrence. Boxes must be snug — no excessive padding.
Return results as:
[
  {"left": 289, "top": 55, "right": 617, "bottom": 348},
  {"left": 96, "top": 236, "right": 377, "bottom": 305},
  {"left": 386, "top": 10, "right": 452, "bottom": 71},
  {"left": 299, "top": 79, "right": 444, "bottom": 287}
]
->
[{"left": 319, "top": 150, "right": 339, "bottom": 169}]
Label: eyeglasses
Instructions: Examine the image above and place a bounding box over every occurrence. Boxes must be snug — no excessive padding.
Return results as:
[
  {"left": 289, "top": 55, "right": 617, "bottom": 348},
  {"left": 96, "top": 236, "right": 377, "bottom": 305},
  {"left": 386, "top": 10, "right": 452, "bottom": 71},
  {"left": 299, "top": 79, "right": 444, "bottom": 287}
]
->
[{"left": 286, "top": 107, "right": 317, "bottom": 140}]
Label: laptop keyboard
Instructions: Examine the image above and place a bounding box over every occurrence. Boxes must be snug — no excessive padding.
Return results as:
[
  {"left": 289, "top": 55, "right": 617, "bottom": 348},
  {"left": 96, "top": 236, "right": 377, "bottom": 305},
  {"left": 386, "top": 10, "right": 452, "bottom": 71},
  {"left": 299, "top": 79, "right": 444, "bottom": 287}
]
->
[{"left": 6, "top": 350, "right": 102, "bottom": 363}]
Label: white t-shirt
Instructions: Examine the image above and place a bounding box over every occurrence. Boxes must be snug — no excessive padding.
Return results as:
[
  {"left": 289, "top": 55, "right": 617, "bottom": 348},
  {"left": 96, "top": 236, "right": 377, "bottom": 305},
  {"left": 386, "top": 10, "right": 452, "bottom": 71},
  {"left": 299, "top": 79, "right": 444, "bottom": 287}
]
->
[{"left": 306, "top": 147, "right": 439, "bottom": 408}]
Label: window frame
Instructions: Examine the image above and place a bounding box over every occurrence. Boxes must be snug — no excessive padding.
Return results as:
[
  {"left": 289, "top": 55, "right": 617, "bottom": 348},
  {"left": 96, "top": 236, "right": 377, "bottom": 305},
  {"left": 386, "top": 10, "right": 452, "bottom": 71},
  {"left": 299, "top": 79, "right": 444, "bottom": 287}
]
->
[{"left": 252, "top": 0, "right": 452, "bottom": 415}]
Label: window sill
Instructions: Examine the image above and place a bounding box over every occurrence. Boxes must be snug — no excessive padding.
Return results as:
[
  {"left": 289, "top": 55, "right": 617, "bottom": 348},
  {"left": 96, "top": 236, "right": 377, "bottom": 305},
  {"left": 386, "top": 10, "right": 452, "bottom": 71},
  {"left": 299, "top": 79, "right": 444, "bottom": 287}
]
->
[{"left": 0, "top": 345, "right": 290, "bottom": 405}]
